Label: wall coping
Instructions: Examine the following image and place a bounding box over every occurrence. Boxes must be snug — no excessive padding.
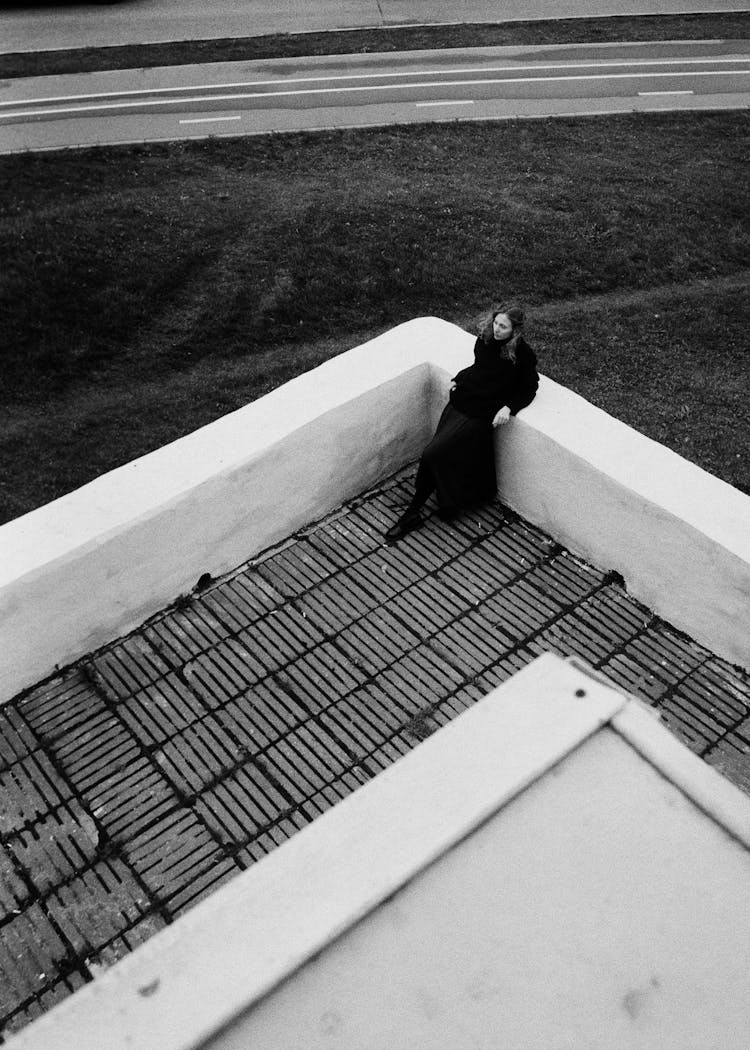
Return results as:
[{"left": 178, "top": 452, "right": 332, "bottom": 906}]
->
[{"left": 525, "top": 378, "right": 750, "bottom": 563}]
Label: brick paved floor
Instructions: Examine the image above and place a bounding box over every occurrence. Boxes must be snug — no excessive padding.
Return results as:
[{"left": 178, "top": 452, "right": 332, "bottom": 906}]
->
[{"left": 2, "top": 464, "right": 750, "bottom": 1039}]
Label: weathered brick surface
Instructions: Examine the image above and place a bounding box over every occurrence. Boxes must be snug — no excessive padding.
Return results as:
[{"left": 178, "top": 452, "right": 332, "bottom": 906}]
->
[
  {"left": 0, "top": 845, "right": 30, "bottom": 914},
  {"left": 182, "top": 637, "right": 268, "bottom": 708},
  {"left": 10, "top": 803, "right": 99, "bottom": 896},
  {"left": 2, "top": 463, "right": 750, "bottom": 1039},
  {"left": 45, "top": 859, "right": 151, "bottom": 956},
  {"left": 166, "top": 858, "right": 240, "bottom": 919},
  {"left": 705, "top": 737, "right": 750, "bottom": 795},
  {"left": 81, "top": 757, "right": 178, "bottom": 844},
  {"left": 143, "top": 603, "right": 230, "bottom": 665},
  {"left": 50, "top": 715, "right": 140, "bottom": 797},
  {"left": 196, "top": 761, "right": 296, "bottom": 846},
  {"left": 123, "top": 809, "right": 232, "bottom": 912},
  {"left": 198, "top": 570, "right": 283, "bottom": 635},
  {"left": 91, "top": 636, "right": 171, "bottom": 700},
  {"left": 0, "top": 972, "right": 88, "bottom": 1039},
  {"left": 118, "top": 674, "right": 209, "bottom": 747},
  {"left": 18, "top": 672, "right": 105, "bottom": 746},
  {"left": 0, "top": 710, "right": 37, "bottom": 772},
  {"left": 239, "top": 605, "right": 325, "bottom": 673},
  {"left": 0, "top": 904, "right": 69, "bottom": 1017},
  {"left": 85, "top": 913, "right": 167, "bottom": 975},
  {"left": 0, "top": 754, "right": 71, "bottom": 836}
]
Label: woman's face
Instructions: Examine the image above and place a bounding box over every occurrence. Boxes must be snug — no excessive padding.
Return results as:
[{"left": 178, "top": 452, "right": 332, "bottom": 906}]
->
[{"left": 492, "top": 312, "right": 514, "bottom": 342}]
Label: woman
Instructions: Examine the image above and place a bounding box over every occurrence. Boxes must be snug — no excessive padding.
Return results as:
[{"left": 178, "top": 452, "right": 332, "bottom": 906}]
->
[{"left": 385, "top": 305, "right": 538, "bottom": 543}]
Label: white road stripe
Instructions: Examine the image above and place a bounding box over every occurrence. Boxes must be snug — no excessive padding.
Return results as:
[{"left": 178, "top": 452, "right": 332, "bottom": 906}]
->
[
  {"left": 415, "top": 99, "right": 475, "bottom": 107},
  {"left": 2, "top": 70, "right": 749, "bottom": 121},
  {"left": 1, "top": 55, "right": 748, "bottom": 108},
  {"left": 638, "top": 89, "right": 695, "bottom": 96},
  {"left": 190, "top": 53, "right": 750, "bottom": 89},
  {"left": 178, "top": 115, "right": 242, "bottom": 124}
]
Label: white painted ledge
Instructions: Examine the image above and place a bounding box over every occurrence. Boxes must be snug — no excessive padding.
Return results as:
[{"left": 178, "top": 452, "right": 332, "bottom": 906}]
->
[
  {"left": 497, "top": 375, "right": 750, "bottom": 669},
  {"left": 2, "top": 315, "right": 749, "bottom": 701},
  {"left": 9, "top": 653, "right": 750, "bottom": 1050}
]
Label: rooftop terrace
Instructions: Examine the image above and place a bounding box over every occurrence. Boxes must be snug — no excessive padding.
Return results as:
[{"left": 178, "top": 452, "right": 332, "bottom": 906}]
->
[{"left": 2, "top": 463, "right": 750, "bottom": 1041}]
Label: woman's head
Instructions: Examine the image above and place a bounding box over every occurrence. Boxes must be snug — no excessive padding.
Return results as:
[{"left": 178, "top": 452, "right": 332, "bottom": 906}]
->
[{"left": 480, "top": 304, "right": 524, "bottom": 345}]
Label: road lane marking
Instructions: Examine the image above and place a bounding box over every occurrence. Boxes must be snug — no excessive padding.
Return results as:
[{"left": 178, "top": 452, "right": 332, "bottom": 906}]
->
[
  {"left": 415, "top": 100, "right": 475, "bottom": 107},
  {"left": 180, "top": 54, "right": 750, "bottom": 90},
  {"left": 2, "top": 70, "right": 749, "bottom": 120},
  {"left": 1, "top": 56, "right": 749, "bottom": 108},
  {"left": 638, "top": 90, "right": 695, "bottom": 96},
  {"left": 178, "top": 115, "right": 242, "bottom": 124}
]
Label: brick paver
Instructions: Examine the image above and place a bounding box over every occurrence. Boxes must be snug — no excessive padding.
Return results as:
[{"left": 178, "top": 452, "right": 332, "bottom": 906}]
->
[{"left": 1, "top": 464, "right": 749, "bottom": 1040}]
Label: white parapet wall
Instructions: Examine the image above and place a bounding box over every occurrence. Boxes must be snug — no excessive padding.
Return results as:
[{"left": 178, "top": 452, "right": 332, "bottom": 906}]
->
[
  {"left": 497, "top": 378, "right": 750, "bottom": 672},
  {"left": 1, "top": 316, "right": 749, "bottom": 702}
]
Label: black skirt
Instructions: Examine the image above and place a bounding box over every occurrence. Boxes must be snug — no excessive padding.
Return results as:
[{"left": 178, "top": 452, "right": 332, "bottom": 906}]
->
[{"left": 416, "top": 403, "right": 497, "bottom": 514}]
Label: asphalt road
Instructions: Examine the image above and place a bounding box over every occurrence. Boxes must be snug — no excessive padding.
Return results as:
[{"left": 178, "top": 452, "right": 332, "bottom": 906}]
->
[
  {"left": 0, "top": 40, "right": 748, "bottom": 153},
  {"left": 1, "top": 0, "right": 748, "bottom": 54}
]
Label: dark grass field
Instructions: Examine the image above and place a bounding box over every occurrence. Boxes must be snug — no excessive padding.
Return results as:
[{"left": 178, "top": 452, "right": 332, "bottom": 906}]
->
[
  {"left": 1, "top": 109, "right": 749, "bottom": 522},
  {"left": 1, "top": 11, "right": 749, "bottom": 78}
]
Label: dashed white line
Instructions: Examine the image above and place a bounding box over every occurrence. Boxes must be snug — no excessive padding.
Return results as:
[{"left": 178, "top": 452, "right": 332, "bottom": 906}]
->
[
  {"left": 638, "top": 90, "right": 695, "bottom": 96},
  {"left": 178, "top": 115, "right": 242, "bottom": 124},
  {"left": 415, "top": 100, "right": 475, "bottom": 107}
]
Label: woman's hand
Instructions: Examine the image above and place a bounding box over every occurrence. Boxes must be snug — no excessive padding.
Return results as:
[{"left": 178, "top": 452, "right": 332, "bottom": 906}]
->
[{"left": 492, "top": 406, "right": 511, "bottom": 428}]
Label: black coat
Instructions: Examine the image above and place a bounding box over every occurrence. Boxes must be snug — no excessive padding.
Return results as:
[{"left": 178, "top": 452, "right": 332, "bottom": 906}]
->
[{"left": 450, "top": 335, "right": 539, "bottom": 422}]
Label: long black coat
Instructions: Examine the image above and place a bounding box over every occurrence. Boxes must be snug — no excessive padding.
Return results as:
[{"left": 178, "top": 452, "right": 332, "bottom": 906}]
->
[
  {"left": 417, "top": 336, "right": 539, "bottom": 513},
  {"left": 450, "top": 335, "right": 539, "bottom": 422}
]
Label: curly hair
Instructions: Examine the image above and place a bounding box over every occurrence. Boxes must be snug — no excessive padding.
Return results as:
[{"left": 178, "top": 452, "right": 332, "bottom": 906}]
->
[{"left": 479, "top": 304, "right": 525, "bottom": 345}]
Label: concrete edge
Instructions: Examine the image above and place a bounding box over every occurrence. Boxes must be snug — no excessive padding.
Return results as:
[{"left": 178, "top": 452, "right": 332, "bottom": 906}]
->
[
  {"left": 4, "top": 653, "right": 626, "bottom": 1050},
  {"left": 495, "top": 376, "right": 750, "bottom": 671},
  {"left": 612, "top": 700, "right": 750, "bottom": 851},
  {"left": 566, "top": 652, "right": 750, "bottom": 847}
]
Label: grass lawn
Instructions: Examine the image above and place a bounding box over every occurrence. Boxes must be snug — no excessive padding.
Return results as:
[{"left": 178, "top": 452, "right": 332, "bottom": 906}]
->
[
  {"left": 1, "top": 12, "right": 749, "bottom": 79},
  {"left": 1, "top": 109, "right": 749, "bottom": 523}
]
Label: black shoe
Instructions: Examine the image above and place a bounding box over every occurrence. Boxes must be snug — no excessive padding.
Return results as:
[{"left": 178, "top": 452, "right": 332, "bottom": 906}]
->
[{"left": 385, "top": 511, "right": 423, "bottom": 544}]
